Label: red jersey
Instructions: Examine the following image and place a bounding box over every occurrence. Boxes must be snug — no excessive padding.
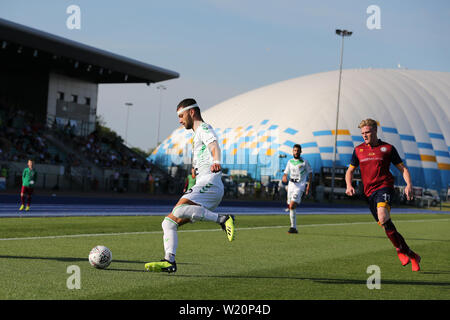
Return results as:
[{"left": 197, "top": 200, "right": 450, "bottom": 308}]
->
[{"left": 350, "top": 140, "right": 403, "bottom": 197}]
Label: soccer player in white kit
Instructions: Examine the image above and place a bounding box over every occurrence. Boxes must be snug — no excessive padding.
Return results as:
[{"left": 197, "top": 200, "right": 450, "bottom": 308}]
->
[
  {"left": 145, "top": 98, "right": 235, "bottom": 273},
  {"left": 281, "top": 144, "right": 312, "bottom": 234}
]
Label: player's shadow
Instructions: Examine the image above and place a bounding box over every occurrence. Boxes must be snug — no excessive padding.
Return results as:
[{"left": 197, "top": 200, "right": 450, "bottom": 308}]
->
[
  {"left": 107, "top": 262, "right": 198, "bottom": 273},
  {"left": 420, "top": 270, "right": 450, "bottom": 275},
  {"left": 307, "top": 232, "right": 450, "bottom": 243},
  {"left": 0, "top": 255, "right": 146, "bottom": 264},
  {"left": 106, "top": 268, "right": 147, "bottom": 273},
  {"left": 0, "top": 255, "right": 198, "bottom": 273},
  {"left": 177, "top": 274, "right": 450, "bottom": 287}
]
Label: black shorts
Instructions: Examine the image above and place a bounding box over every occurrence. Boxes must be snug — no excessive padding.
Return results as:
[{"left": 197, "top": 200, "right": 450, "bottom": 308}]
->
[{"left": 367, "top": 187, "right": 394, "bottom": 222}]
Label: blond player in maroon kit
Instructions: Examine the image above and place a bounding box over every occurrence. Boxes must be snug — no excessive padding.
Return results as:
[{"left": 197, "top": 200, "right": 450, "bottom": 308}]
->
[{"left": 345, "top": 119, "right": 421, "bottom": 271}]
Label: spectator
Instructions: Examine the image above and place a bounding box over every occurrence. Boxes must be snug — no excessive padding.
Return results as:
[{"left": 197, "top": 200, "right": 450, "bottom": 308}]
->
[
  {"left": 183, "top": 167, "right": 197, "bottom": 193},
  {"left": 19, "top": 159, "right": 37, "bottom": 212},
  {"left": 148, "top": 172, "right": 155, "bottom": 194},
  {"left": 113, "top": 170, "right": 120, "bottom": 192}
]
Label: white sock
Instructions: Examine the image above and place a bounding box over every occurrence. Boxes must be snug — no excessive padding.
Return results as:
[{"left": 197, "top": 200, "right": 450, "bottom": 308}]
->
[
  {"left": 162, "top": 217, "right": 178, "bottom": 262},
  {"left": 217, "top": 215, "right": 228, "bottom": 224},
  {"left": 165, "top": 253, "right": 176, "bottom": 263},
  {"left": 289, "top": 209, "right": 297, "bottom": 228}
]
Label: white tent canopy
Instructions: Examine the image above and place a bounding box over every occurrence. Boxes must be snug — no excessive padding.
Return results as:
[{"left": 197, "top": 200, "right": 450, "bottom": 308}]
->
[{"left": 151, "top": 69, "right": 449, "bottom": 191}]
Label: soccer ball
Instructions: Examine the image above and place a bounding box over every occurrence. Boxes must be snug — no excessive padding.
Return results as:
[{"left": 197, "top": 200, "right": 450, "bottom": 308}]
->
[{"left": 89, "top": 245, "right": 112, "bottom": 269}]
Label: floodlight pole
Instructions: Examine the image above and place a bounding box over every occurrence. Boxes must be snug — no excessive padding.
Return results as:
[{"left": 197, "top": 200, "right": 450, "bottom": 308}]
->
[
  {"left": 331, "top": 29, "right": 352, "bottom": 202},
  {"left": 156, "top": 85, "right": 167, "bottom": 146},
  {"left": 124, "top": 102, "right": 133, "bottom": 146}
]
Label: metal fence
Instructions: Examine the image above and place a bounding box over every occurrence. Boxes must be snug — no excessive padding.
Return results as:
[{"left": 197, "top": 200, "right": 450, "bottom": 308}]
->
[{"left": 1, "top": 169, "right": 151, "bottom": 194}]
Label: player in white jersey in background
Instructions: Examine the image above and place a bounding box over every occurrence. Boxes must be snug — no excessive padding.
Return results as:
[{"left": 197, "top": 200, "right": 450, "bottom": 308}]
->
[
  {"left": 145, "top": 98, "right": 235, "bottom": 273},
  {"left": 282, "top": 144, "right": 312, "bottom": 234}
]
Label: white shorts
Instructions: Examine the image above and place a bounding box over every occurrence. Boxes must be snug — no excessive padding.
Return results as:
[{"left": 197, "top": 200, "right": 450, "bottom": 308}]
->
[
  {"left": 181, "top": 172, "right": 224, "bottom": 211},
  {"left": 287, "top": 181, "right": 305, "bottom": 204}
]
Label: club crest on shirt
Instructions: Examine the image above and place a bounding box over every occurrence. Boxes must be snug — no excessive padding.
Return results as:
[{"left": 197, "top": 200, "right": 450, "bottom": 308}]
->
[{"left": 380, "top": 147, "right": 387, "bottom": 152}]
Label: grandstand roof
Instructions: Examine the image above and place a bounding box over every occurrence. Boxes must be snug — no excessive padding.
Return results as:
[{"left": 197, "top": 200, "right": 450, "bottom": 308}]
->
[{"left": 0, "top": 18, "right": 179, "bottom": 84}]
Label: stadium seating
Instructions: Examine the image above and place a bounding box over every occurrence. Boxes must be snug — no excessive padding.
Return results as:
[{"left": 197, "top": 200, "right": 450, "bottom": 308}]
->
[{"left": 0, "top": 105, "right": 171, "bottom": 194}]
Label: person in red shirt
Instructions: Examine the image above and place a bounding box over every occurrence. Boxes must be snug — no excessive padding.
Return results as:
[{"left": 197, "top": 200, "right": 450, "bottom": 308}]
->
[{"left": 345, "top": 119, "right": 421, "bottom": 271}]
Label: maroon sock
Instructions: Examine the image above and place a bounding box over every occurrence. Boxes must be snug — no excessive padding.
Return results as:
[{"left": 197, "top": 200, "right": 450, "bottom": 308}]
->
[
  {"left": 27, "top": 195, "right": 32, "bottom": 206},
  {"left": 21, "top": 195, "right": 25, "bottom": 205},
  {"left": 383, "top": 220, "right": 411, "bottom": 254}
]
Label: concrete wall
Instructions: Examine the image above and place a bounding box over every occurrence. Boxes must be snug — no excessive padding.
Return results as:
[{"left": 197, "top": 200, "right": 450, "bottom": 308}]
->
[{"left": 46, "top": 72, "right": 98, "bottom": 135}]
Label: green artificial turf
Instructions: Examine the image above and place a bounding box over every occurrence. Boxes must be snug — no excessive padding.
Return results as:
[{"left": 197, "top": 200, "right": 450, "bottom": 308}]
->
[{"left": 0, "top": 214, "right": 448, "bottom": 300}]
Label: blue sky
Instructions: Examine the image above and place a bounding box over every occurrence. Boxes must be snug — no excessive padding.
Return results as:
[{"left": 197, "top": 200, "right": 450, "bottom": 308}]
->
[{"left": 1, "top": 0, "right": 449, "bottom": 150}]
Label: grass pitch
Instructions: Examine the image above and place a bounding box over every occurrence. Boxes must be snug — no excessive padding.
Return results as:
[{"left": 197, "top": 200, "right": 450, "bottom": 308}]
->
[{"left": 0, "top": 213, "right": 449, "bottom": 300}]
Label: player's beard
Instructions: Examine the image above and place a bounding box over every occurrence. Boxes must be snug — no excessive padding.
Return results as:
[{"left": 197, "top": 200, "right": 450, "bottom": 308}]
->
[{"left": 184, "top": 116, "right": 194, "bottom": 130}]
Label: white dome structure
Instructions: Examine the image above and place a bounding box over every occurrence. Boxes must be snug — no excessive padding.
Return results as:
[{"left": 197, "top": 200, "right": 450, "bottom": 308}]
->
[{"left": 150, "top": 69, "right": 450, "bottom": 190}]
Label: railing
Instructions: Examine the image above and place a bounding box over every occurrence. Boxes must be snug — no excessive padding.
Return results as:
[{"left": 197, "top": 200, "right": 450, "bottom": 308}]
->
[{"left": 2, "top": 170, "right": 151, "bottom": 194}]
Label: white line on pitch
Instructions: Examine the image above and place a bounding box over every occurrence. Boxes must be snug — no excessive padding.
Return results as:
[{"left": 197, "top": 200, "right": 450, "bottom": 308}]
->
[{"left": 0, "top": 218, "right": 448, "bottom": 241}]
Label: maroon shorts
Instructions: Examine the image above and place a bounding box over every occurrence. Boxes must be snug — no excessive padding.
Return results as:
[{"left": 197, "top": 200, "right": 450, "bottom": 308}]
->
[{"left": 21, "top": 186, "right": 34, "bottom": 195}]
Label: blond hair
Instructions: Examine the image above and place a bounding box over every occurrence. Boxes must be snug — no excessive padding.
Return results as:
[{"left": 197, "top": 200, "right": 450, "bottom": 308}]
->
[{"left": 358, "top": 118, "right": 378, "bottom": 129}]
